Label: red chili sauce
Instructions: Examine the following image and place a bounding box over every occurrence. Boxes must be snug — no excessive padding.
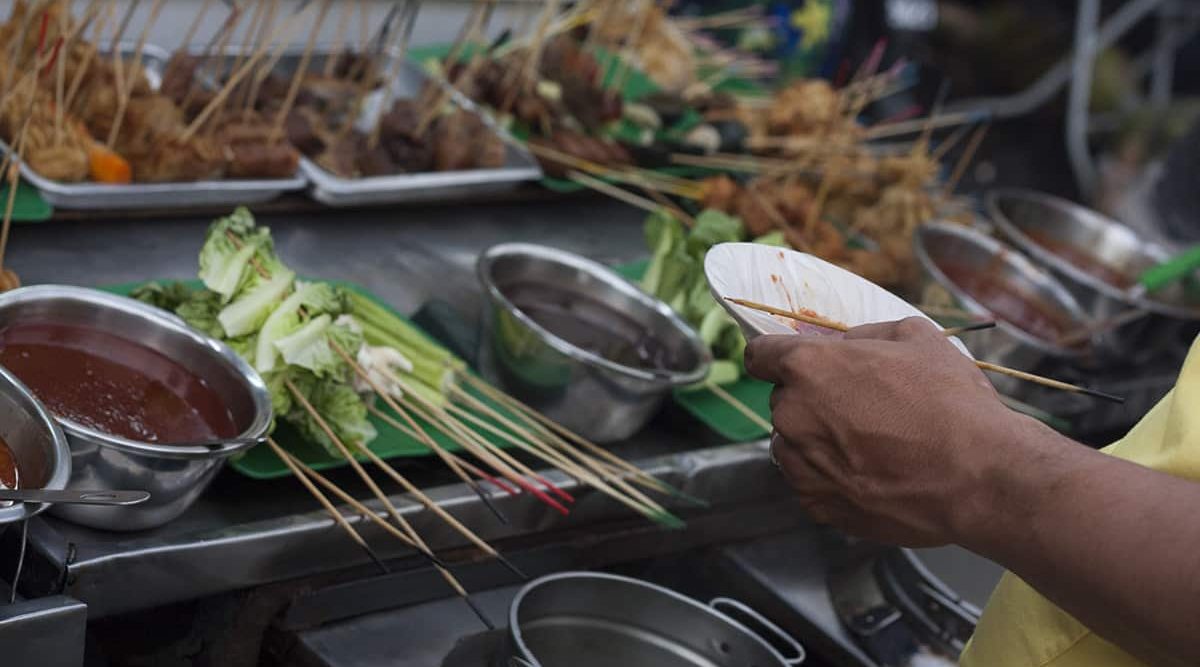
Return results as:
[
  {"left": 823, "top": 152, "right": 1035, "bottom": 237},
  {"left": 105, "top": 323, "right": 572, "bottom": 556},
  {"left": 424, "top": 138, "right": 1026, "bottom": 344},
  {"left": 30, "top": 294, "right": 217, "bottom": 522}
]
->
[
  {"left": 781, "top": 309, "right": 846, "bottom": 338},
  {"left": 1026, "top": 230, "right": 1135, "bottom": 289},
  {"left": 0, "top": 437, "right": 17, "bottom": 489},
  {"left": 0, "top": 322, "right": 238, "bottom": 444},
  {"left": 939, "top": 263, "right": 1076, "bottom": 342}
]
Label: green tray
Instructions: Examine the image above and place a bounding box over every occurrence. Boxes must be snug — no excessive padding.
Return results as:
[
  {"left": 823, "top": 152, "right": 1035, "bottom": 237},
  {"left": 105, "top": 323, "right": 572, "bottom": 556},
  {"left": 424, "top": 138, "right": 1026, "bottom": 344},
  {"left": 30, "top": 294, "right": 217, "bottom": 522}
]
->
[
  {"left": 105, "top": 279, "right": 519, "bottom": 480},
  {"left": 613, "top": 260, "right": 770, "bottom": 442}
]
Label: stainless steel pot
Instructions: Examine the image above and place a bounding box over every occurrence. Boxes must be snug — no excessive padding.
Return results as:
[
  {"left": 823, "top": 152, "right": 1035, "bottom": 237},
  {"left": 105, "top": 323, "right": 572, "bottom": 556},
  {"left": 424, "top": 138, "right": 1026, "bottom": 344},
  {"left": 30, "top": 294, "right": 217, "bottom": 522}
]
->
[
  {"left": 0, "top": 286, "right": 272, "bottom": 531},
  {"left": 504, "top": 572, "right": 805, "bottom": 667},
  {"left": 914, "top": 222, "right": 1093, "bottom": 365},
  {"left": 986, "top": 188, "right": 1200, "bottom": 355},
  {"left": 913, "top": 223, "right": 1097, "bottom": 412},
  {"left": 0, "top": 366, "right": 71, "bottom": 525},
  {"left": 477, "top": 244, "right": 710, "bottom": 442}
]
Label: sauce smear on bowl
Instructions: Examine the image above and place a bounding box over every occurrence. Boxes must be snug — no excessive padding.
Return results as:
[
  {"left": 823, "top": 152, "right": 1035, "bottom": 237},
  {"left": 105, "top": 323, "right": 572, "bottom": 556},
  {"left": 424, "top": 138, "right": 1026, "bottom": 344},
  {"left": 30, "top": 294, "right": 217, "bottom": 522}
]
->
[
  {"left": 0, "top": 437, "right": 17, "bottom": 489},
  {"left": 0, "top": 322, "right": 237, "bottom": 444},
  {"left": 1026, "top": 230, "right": 1135, "bottom": 289}
]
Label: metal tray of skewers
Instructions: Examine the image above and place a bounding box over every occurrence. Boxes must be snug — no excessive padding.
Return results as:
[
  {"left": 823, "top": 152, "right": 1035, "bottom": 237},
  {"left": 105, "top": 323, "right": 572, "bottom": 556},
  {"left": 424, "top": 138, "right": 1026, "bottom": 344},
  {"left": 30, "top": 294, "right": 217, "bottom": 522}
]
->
[
  {"left": 290, "top": 55, "right": 543, "bottom": 207},
  {"left": 4, "top": 43, "right": 306, "bottom": 210}
]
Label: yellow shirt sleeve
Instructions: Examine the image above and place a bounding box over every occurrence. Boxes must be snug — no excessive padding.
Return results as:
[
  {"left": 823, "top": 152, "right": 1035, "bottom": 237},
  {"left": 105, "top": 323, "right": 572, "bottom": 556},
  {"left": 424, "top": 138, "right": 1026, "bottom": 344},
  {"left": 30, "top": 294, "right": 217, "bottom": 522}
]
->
[{"left": 960, "top": 336, "right": 1200, "bottom": 667}]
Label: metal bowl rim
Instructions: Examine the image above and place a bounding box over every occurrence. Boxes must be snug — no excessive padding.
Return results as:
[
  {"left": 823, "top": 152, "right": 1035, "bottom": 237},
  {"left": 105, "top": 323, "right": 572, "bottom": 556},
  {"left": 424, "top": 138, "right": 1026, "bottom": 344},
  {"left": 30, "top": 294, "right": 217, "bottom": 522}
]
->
[
  {"left": 914, "top": 222, "right": 1092, "bottom": 357},
  {"left": 0, "top": 364, "right": 72, "bottom": 524},
  {"left": 508, "top": 571, "right": 794, "bottom": 667},
  {"left": 0, "top": 285, "right": 272, "bottom": 460},
  {"left": 985, "top": 188, "right": 1200, "bottom": 320},
  {"left": 477, "top": 243, "right": 712, "bottom": 386}
]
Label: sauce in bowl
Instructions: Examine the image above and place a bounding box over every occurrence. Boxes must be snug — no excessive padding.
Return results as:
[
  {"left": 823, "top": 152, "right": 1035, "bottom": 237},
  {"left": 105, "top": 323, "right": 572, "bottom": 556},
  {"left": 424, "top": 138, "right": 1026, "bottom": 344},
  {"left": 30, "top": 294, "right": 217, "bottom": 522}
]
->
[
  {"left": 503, "top": 282, "right": 684, "bottom": 372},
  {"left": 940, "top": 263, "right": 1077, "bottom": 343},
  {"left": 0, "top": 322, "right": 238, "bottom": 444}
]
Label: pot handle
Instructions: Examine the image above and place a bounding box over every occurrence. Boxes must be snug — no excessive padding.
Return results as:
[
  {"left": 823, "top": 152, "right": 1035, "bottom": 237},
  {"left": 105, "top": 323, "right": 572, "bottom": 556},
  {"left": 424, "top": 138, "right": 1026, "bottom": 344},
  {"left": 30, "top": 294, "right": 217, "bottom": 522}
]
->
[{"left": 709, "top": 597, "right": 806, "bottom": 665}]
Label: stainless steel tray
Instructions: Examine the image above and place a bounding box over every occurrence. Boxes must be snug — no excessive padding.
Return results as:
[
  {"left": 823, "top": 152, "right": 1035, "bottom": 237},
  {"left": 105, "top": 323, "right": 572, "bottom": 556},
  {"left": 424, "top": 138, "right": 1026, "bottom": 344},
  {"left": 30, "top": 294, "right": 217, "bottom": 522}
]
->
[
  {"left": 9, "top": 43, "right": 305, "bottom": 210},
  {"left": 292, "top": 57, "right": 542, "bottom": 207}
]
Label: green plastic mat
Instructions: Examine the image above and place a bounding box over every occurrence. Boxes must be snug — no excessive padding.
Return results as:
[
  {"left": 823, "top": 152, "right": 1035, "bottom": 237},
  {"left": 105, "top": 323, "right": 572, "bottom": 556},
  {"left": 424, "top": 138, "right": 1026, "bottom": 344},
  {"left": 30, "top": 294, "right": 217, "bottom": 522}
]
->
[
  {"left": 105, "top": 279, "right": 520, "bottom": 480},
  {"left": 1, "top": 181, "right": 53, "bottom": 222},
  {"left": 613, "top": 260, "right": 770, "bottom": 442}
]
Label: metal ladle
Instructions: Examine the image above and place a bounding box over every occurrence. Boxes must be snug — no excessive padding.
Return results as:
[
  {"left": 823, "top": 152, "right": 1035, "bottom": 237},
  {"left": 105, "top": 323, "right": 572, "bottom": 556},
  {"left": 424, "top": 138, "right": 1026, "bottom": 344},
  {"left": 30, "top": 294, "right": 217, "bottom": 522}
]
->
[{"left": 0, "top": 489, "right": 150, "bottom": 506}]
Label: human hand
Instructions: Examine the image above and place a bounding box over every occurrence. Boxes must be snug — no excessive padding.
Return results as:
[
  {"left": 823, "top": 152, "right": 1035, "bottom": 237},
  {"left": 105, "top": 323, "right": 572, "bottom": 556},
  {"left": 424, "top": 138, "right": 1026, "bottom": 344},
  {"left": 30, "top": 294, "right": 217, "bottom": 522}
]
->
[{"left": 745, "top": 316, "right": 1038, "bottom": 547}]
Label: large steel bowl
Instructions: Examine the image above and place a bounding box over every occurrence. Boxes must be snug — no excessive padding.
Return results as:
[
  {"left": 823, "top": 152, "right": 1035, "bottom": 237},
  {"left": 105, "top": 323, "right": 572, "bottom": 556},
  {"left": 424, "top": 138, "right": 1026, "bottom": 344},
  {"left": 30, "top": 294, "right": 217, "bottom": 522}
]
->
[
  {"left": 0, "top": 286, "right": 272, "bottom": 531},
  {"left": 0, "top": 366, "right": 71, "bottom": 525},
  {"left": 987, "top": 189, "right": 1200, "bottom": 354},
  {"left": 478, "top": 244, "right": 710, "bottom": 442},
  {"left": 914, "top": 223, "right": 1096, "bottom": 411}
]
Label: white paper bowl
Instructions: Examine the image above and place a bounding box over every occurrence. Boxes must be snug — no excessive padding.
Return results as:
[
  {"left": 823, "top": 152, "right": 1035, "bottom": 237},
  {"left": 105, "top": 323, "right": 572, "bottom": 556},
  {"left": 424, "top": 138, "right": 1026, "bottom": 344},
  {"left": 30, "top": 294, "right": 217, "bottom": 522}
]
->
[{"left": 704, "top": 243, "right": 971, "bottom": 358}]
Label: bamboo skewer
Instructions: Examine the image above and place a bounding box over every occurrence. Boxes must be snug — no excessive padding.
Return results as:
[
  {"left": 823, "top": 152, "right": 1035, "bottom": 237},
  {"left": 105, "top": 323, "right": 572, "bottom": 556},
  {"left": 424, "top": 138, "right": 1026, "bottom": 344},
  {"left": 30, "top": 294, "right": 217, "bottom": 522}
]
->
[
  {"left": 284, "top": 379, "right": 493, "bottom": 629},
  {"left": 106, "top": 0, "right": 166, "bottom": 148},
  {"left": 459, "top": 372, "right": 701, "bottom": 505},
  {"left": 941, "top": 123, "right": 989, "bottom": 198},
  {"left": 706, "top": 382, "right": 772, "bottom": 432},
  {"left": 330, "top": 340, "right": 510, "bottom": 525},
  {"left": 941, "top": 321, "right": 998, "bottom": 336},
  {"left": 63, "top": 1, "right": 115, "bottom": 114},
  {"left": 396, "top": 386, "right": 573, "bottom": 506},
  {"left": 567, "top": 170, "right": 667, "bottom": 215},
  {"left": 178, "top": 1, "right": 244, "bottom": 118},
  {"left": 367, "top": 0, "right": 420, "bottom": 149},
  {"left": 323, "top": 0, "right": 355, "bottom": 77},
  {"left": 364, "top": 403, "right": 520, "bottom": 497},
  {"left": 181, "top": 0, "right": 318, "bottom": 141},
  {"left": 268, "top": 0, "right": 333, "bottom": 143},
  {"left": 180, "top": 0, "right": 218, "bottom": 48},
  {"left": 449, "top": 387, "right": 681, "bottom": 526},
  {"left": 266, "top": 436, "right": 390, "bottom": 574},
  {"left": 378, "top": 373, "right": 573, "bottom": 515},
  {"left": 726, "top": 297, "right": 1125, "bottom": 404}
]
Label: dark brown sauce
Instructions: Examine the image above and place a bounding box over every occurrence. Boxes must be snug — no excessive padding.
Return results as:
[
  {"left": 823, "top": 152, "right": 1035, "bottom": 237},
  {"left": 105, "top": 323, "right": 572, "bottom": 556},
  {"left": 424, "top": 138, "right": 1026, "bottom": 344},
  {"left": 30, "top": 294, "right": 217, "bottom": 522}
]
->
[
  {"left": 1026, "top": 230, "right": 1134, "bottom": 289},
  {"left": 0, "top": 437, "right": 17, "bottom": 489},
  {"left": 503, "top": 282, "right": 681, "bottom": 372},
  {"left": 0, "top": 322, "right": 238, "bottom": 444},
  {"left": 940, "top": 263, "right": 1076, "bottom": 342}
]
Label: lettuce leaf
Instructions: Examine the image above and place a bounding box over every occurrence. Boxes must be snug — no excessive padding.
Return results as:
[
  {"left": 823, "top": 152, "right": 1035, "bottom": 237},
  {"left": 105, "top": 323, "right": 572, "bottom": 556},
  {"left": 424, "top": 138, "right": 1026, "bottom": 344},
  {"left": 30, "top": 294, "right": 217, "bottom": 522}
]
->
[
  {"left": 274, "top": 315, "right": 363, "bottom": 379},
  {"left": 176, "top": 290, "right": 225, "bottom": 340},
  {"left": 199, "top": 208, "right": 272, "bottom": 302},
  {"left": 217, "top": 268, "right": 295, "bottom": 338},
  {"left": 285, "top": 372, "right": 377, "bottom": 455},
  {"left": 255, "top": 282, "right": 346, "bottom": 374}
]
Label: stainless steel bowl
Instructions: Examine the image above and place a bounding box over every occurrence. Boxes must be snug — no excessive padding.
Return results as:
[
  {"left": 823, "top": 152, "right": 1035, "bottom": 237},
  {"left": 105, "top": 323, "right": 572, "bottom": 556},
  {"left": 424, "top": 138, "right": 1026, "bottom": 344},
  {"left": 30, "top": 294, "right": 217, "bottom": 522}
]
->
[
  {"left": 505, "top": 572, "right": 805, "bottom": 667},
  {"left": 0, "top": 366, "right": 71, "bottom": 525},
  {"left": 478, "top": 244, "right": 710, "bottom": 442},
  {"left": 0, "top": 286, "right": 272, "bottom": 531},
  {"left": 987, "top": 189, "right": 1200, "bottom": 353},
  {"left": 914, "top": 223, "right": 1096, "bottom": 407}
]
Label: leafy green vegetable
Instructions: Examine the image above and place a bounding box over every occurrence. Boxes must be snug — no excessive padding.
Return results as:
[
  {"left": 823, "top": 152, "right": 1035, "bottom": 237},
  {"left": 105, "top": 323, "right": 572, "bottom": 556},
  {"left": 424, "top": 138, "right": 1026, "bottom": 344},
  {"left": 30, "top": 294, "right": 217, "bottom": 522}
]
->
[
  {"left": 640, "top": 210, "right": 686, "bottom": 298},
  {"left": 687, "top": 209, "right": 742, "bottom": 256},
  {"left": 255, "top": 282, "right": 345, "bottom": 374},
  {"left": 274, "top": 315, "right": 364, "bottom": 379},
  {"left": 199, "top": 207, "right": 271, "bottom": 302},
  {"left": 176, "top": 290, "right": 225, "bottom": 340},
  {"left": 217, "top": 268, "right": 295, "bottom": 338},
  {"left": 286, "top": 372, "right": 377, "bottom": 456},
  {"left": 131, "top": 281, "right": 195, "bottom": 311}
]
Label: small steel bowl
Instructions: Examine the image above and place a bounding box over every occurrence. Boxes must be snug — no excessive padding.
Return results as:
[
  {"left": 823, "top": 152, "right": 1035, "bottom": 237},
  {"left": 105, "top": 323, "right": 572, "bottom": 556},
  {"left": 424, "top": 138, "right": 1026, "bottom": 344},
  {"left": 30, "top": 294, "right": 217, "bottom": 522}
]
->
[
  {"left": 478, "top": 244, "right": 711, "bottom": 442},
  {"left": 0, "top": 286, "right": 272, "bottom": 531},
  {"left": 914, "top": 223, "right": 1095, "bottom": 406},
  {"left": 987, "top": 188, "right": 1200, "bottom": 354},
  {"left": 0, "top": 366, "right": 71, "bottom": 526}
]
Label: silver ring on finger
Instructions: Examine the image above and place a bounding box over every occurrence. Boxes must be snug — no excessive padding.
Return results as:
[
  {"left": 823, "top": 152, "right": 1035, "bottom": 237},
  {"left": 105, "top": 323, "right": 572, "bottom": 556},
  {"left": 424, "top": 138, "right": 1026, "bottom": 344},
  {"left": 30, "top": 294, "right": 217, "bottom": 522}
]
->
[{"left": 769, "top": 432, "right": 782, "bottom": 469}]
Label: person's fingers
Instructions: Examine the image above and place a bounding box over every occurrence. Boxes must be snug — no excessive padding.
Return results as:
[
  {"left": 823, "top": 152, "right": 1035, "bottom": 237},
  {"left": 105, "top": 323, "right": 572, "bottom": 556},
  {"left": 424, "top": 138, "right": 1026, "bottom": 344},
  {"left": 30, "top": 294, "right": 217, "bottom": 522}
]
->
[
  {"left": 746, "top": 334, "right": 839, "bottom": 385},
  {"left": 845, "top": 316, "right": 941, "bottom": 342},
  {"left": 745, "top": 335, "right": 805, "bottom": 384}
]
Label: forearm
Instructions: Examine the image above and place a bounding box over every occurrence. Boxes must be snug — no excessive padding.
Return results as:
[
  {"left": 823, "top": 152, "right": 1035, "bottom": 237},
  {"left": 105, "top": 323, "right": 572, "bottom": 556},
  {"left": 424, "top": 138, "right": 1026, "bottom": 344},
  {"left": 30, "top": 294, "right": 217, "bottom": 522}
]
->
[{"left": 960, "top": 417, "right": 1200, "bottom": 664}]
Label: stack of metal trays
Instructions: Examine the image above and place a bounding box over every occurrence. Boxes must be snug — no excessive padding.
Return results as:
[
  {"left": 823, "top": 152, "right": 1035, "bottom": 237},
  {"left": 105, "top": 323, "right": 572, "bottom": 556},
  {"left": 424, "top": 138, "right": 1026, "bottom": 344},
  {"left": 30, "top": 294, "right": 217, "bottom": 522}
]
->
[{"left": 7, "top": 43, "right": 305, "bottom": 211}]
